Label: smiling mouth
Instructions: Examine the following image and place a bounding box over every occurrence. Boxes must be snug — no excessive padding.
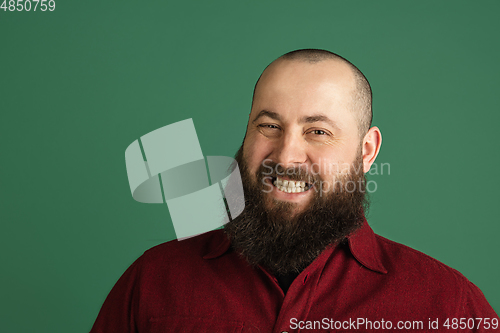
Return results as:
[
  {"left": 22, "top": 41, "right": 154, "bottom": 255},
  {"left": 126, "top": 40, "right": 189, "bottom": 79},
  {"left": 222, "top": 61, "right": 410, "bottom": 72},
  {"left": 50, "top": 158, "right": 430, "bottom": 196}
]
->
[{"left": 271, "top": 176, "right": 313, "bottom": 193}]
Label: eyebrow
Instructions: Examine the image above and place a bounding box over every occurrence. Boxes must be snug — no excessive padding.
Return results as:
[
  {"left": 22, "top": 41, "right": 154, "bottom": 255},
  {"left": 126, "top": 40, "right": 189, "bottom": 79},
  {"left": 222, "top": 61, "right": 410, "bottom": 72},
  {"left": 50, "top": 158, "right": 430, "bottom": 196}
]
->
[
  {"left": 252, "top": 110, "right": 340, "bottom": 131},
  {"left": 252, "top": 110, "right": 282, "bottom": 123},
  {"left": 299, "top": 114, "right": 339, "bottom": 130}
]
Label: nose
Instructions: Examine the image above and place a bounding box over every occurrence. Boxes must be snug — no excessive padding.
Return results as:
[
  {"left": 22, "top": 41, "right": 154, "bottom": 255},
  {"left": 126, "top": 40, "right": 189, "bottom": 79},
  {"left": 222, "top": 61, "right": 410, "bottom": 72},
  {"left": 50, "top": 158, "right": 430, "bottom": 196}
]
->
[{"left": 273, "top": 129, "right": 307, "bottom": 167}]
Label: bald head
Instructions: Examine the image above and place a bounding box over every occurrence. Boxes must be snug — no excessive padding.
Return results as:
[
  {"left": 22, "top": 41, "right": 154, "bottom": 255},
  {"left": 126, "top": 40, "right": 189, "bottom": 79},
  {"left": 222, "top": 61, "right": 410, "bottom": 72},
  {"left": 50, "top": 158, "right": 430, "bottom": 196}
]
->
[{"left": 252, "top": 49, "right": 372, "bottom": 137}]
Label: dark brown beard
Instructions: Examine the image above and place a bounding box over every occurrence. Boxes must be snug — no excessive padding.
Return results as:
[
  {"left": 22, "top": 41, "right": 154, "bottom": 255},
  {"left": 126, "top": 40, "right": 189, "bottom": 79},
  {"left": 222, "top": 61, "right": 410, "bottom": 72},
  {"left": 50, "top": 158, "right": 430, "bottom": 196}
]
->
[{"left": 224, "top": 146, "right": 369, "bottom": 275}]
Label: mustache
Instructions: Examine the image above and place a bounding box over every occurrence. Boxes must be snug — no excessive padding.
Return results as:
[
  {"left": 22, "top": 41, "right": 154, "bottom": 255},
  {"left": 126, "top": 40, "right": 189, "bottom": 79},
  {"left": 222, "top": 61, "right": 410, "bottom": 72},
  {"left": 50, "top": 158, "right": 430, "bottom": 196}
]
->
[{"left": 256, "top": 160, "right": 320, "bottom": 184}]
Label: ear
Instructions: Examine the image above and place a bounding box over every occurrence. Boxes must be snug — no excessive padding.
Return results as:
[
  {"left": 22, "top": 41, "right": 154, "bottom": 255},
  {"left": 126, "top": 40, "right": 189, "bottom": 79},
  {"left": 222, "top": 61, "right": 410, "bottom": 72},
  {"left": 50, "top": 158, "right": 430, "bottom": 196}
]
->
[{"left": 362, "top": 126, "right": 382, "bottom": 173}]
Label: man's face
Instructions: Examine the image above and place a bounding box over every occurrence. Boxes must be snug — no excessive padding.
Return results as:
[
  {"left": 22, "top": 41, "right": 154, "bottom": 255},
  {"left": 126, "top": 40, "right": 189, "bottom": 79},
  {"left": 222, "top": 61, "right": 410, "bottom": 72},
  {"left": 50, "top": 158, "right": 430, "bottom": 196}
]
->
[
  {"left": 225, "top": 59, "right": 370, "bottom": 274},
  {"left": 243, "top": 59, "right": 362, "bottom": 214}
]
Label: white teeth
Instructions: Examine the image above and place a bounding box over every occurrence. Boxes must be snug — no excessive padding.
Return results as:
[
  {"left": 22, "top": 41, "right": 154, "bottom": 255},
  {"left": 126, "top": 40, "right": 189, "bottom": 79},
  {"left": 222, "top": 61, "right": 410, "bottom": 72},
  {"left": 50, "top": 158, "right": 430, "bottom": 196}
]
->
[{"left": 273, "top": 177, "right": 308, "bottom": 193}]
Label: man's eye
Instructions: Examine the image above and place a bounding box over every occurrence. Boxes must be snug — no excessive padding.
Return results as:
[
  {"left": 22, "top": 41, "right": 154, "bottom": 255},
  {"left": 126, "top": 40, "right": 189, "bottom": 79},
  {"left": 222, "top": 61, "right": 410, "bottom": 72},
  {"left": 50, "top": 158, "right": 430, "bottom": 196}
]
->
[
  {"left": 259, "top": 124, "right": 280, "bottom": 130},
  {"left": 310, "top": 129, "right": 327, "bottom": 135},
  {"left": 257, "top": 124, "right": 282, "bottom": 138}
]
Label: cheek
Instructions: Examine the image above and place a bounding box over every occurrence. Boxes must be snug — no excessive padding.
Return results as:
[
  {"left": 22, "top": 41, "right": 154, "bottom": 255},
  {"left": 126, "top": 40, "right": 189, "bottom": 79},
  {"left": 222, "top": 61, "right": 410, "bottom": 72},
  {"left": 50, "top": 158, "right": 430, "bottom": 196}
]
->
[
  {"left": 243, "top": 137, "right": 273, "bottom": 174},
  {"left": 308, "top": 152, "right": 353, "bottom": 180}
]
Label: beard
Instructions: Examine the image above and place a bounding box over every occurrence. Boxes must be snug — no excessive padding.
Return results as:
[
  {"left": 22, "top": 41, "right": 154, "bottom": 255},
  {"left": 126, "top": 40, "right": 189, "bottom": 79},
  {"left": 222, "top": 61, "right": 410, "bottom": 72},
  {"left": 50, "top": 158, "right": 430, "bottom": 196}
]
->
[{"left": 223, "top": 146, "right": 369, "bottom": 275}]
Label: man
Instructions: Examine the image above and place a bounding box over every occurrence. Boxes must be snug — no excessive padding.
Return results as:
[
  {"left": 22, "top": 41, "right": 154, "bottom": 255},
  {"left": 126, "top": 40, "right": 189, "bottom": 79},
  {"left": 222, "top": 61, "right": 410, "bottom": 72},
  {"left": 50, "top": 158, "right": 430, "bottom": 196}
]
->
[{"left": 91, "top": 49, "right": 498, "bottom": 332}]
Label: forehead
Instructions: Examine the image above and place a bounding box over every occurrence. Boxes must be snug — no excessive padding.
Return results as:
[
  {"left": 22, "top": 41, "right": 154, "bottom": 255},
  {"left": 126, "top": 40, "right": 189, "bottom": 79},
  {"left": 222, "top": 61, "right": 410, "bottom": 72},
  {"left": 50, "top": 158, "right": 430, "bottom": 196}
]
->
[{"left": 251, "top": 59, "right": 357, "bottom": 125}]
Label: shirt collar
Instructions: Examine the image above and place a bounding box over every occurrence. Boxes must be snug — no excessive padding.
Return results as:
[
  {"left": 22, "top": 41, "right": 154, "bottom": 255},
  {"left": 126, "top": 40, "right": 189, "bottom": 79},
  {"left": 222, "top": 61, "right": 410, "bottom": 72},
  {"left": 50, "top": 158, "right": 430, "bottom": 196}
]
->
[
  {"left": 347, "top": 218, "right": 388, "bottom": 274},
  {"left": 202, "top": 218, "right": 388, "bottom": 274},
  {"left": 201, "top": 230, "right": 232, "bottom": 259}
]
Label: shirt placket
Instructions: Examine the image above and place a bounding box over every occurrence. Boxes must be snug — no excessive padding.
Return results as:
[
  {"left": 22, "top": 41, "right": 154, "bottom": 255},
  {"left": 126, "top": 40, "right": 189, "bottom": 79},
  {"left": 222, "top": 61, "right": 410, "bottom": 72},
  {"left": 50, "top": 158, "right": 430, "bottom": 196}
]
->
[{"left": 270, "top": 248, "right": 333, "bottom": 333}]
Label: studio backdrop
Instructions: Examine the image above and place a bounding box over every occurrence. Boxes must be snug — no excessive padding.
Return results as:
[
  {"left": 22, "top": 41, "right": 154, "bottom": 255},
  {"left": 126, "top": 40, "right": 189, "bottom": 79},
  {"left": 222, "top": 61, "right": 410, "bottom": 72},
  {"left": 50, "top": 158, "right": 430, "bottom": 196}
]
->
[{"left": 0, "top": 1, "right": 498, "bottom": 332}]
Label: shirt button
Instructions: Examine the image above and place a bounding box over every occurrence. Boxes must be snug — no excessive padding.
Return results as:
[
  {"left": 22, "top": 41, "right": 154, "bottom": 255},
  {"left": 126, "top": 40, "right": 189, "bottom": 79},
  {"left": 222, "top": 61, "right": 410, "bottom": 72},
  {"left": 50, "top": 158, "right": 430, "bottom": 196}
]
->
[{"left": 281, "top": 331, "right": 288, "bottom": 333}]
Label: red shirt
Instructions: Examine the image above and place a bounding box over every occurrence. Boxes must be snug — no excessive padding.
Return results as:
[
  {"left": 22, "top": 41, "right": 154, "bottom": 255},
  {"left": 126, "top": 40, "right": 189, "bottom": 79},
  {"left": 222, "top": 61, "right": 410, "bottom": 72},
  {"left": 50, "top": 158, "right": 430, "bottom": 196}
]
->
[{"left": 90, "top": 220, "right": 499, "bottom": 332}]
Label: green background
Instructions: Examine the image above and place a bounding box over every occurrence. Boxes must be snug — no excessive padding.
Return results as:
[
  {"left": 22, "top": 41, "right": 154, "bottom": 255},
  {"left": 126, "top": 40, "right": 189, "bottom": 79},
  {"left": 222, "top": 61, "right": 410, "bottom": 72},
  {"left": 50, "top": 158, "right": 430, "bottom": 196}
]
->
[{"left": 1, "top": 1, "right": 499, "bottom": 332}]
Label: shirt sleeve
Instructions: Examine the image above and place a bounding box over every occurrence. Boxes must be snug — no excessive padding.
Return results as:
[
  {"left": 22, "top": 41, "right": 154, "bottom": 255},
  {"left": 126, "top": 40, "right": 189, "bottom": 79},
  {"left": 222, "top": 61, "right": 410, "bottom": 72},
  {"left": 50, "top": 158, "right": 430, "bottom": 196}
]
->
[
  {"left": 459, "top": 279, "right": 499, "bottom": 332},
  {"left": 90, "top": 256, "right": 143, "bottom": 333}
]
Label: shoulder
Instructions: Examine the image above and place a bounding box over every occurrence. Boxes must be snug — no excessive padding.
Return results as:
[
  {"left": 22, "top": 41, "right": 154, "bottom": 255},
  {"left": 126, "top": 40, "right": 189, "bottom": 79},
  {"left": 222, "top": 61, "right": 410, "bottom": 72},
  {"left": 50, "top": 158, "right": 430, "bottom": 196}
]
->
[
  {"left": 135, "top": 229, "right": 228, "bottom": 274},
  {"left": 376, "top": 234, "right": 498, "bottom": 318},
  {"left": 373, "top": 234, "right": 491, "bottom": 311},
  {"left": 375, "top": 233, "right": 468, "bottom": 286}
]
